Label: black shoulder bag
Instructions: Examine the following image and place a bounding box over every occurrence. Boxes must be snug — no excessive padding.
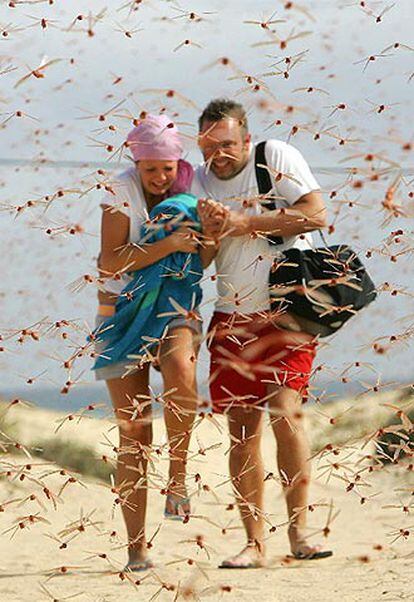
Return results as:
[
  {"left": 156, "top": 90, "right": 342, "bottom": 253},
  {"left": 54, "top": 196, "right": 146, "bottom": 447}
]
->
[{"left": 254, "top": 141, "right": 377, "bottom": 337}]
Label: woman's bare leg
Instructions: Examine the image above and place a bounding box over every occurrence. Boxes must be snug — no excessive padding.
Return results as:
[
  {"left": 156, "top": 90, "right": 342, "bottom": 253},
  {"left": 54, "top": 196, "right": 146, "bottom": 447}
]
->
[
  {"left": 106, "top": 366, "right": 153, "bottom": 566},
  {"left": 159, "top": 327, "right": 199, "bottom": 515}
]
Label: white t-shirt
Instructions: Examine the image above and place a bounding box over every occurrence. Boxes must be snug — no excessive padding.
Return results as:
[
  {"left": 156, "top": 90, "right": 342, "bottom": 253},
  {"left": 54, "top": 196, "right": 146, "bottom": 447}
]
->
[
  {"left": 191, "top": 140, "right": 320, "bottom": 314},
  {"left": 100, "top": 167, "right": 149, "bottom": 295}
]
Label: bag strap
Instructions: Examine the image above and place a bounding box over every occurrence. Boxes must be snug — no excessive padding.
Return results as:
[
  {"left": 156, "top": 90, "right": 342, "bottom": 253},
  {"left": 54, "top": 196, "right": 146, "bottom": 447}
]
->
[
  {"left": 254, "top": 141, "right": 283, "bottom": 245},
  {"left": 318, "top": 229, "right": 329, "bottom": 247},
  {"left": 255, "top": 141, "right": 329, "bottom": 249}
]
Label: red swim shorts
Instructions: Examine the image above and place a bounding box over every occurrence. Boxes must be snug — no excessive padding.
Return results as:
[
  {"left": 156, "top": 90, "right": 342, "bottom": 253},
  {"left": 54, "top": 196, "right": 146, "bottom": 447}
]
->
[{"left": 208, "top": 312, "right": 317, "bottom": 414}]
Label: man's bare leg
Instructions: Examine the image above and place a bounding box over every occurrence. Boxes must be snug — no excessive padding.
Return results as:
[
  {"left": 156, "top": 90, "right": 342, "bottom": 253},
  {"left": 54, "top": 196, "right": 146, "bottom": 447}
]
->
[
  {"left": 268, "top": 385, "right": 323, "bottom": 557},
  {"left": 220, "top": 406, "right": 266, "bottom": 567}
]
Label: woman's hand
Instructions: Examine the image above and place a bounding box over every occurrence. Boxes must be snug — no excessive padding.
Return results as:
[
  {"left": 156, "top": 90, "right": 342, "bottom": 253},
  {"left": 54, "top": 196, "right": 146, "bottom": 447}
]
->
[{"left": 169, "top": 227, "right": 199, "bottom": 253}]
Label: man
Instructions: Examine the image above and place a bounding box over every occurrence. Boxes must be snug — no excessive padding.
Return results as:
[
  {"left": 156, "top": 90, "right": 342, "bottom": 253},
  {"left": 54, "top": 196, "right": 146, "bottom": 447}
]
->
[{"left": 192, "top": 98, "right": 332, "bottom": 568}]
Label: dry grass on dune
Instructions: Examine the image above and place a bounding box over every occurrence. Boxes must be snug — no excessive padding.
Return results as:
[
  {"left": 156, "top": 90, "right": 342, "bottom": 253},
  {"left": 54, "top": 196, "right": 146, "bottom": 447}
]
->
[{"left": 1, "top": 385, "right": 414, "bottom": 481}]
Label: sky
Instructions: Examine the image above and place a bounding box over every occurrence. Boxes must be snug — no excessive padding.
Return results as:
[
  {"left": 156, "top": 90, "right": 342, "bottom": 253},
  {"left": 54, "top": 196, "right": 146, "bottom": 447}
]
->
[
  {"left": 1, "top": 0, "right": 414, "bottom": 163},
  {"left": 0, "top": 0, "right": 413, "bottom": 403}
]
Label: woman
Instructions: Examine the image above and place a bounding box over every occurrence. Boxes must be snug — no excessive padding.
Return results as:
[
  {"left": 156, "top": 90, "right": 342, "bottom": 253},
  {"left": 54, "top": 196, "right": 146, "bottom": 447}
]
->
[{"left": 93, "top": 114, "right": 203, "bottom": 571}]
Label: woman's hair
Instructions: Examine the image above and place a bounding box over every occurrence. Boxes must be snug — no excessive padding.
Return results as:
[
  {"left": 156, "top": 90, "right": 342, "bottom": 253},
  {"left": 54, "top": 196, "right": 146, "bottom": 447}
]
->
[{"left": 198, "top": 98, "right": 248, "bottom": 135}]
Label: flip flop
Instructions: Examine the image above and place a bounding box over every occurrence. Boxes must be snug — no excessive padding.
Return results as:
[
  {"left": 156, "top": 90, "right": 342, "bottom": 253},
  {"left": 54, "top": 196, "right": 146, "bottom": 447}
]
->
[
  {"left": 291, "top": 549, "right": 333, "bottom": 560},
  {"left": 163, "top": 493, "right": 191, "bottom": 521},
  {"left": 124, "top": 558, "right": 154, "bottom": 572}
]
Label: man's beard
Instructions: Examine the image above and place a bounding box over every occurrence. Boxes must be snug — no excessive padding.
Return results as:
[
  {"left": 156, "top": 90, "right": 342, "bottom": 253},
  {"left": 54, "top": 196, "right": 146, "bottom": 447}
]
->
[{"left": 211, "top": 155, "right": 249, "bottom": 180}]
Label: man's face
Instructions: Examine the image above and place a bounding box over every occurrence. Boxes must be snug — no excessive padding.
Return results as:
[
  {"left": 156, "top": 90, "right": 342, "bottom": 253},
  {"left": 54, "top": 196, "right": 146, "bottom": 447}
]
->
[{"left": 198, "top": 118, "right": 251, "bottom": 180}]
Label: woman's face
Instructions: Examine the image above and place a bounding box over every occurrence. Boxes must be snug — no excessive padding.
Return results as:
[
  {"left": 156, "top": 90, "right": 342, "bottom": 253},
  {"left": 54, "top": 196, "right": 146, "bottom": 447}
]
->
[{"left": 137, "top": 160, "right": 178, "bottom": 197}]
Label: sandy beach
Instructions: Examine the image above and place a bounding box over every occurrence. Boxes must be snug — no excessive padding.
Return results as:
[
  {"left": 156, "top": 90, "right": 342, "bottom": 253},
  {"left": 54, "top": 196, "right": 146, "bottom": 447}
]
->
[{"left": 1, "top": 391, "right": 413, "bottom": 602}]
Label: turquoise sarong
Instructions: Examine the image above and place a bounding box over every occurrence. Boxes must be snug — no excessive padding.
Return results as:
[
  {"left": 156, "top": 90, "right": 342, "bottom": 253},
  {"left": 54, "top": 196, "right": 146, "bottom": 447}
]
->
[{"left": 92, "top": 193, "right": 203, "bottom": 370}]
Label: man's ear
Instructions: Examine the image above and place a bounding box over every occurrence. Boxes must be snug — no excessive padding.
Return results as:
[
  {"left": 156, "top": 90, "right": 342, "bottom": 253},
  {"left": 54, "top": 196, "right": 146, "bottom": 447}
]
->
[{"left": 244, "top": 133, "right": 251, "bottom": 148}]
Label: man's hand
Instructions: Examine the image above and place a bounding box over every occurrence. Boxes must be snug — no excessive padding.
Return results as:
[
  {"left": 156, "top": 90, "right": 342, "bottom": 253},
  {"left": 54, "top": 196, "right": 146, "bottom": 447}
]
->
[
  {"left": 197, "top": 198, "right": 229, "bottom": 238},
  {"left": 221, "top": 210, "right": 251, "bottom": 237},
  {"left": 198, "top": 198, "right": 253, "bottom": 238}
]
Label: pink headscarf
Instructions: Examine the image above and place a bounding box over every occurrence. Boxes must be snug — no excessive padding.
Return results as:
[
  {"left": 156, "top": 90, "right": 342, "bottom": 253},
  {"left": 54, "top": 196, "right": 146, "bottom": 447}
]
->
[
  {"left": 126, "top": 114, "right": 183, "bottom": 161},
  {"left": 126, "top": 114, "right": 193, "bottom": 195}
]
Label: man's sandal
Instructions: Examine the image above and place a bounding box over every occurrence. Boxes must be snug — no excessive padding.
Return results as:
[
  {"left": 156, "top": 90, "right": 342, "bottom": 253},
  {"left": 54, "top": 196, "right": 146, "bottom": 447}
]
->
[
  {"left": 289, "top": 544, "right": 333, "bottom": 560},
  {"left": 219, "top": 544, "right": 266, "bottom": 569}
]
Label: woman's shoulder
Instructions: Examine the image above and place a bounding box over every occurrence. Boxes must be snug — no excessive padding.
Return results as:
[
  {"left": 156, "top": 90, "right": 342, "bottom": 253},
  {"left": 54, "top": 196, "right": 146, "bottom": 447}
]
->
[
  {"left": 107, "top": 167, "right": 143, "bottom": 199},
  {"left": 101, "top": 167, "right": 144, "bottom": 215},
  {"left": 112, "top": 166, "right": 140, "bottom": 191}
]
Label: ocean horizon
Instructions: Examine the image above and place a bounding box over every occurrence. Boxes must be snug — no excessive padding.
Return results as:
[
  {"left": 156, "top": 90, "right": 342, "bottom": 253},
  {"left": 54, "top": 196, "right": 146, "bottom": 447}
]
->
[{"left": 2, "top": 375, "right": 411, "bottom": 417}]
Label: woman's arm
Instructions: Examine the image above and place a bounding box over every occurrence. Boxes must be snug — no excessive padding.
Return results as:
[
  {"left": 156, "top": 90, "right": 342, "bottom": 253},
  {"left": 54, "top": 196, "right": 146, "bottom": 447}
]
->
[
  {"left": 199, "top": 241, "right": 219, "bottom": 269},
  {"left": 99, "top": 206, "right": 198, "bottom": 276}
]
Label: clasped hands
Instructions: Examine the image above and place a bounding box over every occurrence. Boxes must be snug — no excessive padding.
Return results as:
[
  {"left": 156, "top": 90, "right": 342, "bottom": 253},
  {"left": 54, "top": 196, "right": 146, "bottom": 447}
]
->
[{"left": 197, "top": 198, "right": 251, "bottom": 240}]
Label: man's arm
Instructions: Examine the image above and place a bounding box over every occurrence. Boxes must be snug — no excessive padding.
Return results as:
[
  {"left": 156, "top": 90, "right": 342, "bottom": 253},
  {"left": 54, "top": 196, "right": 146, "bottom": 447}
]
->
[{"left": 223, "top": 190, "right": 327, "bottom": 237}]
